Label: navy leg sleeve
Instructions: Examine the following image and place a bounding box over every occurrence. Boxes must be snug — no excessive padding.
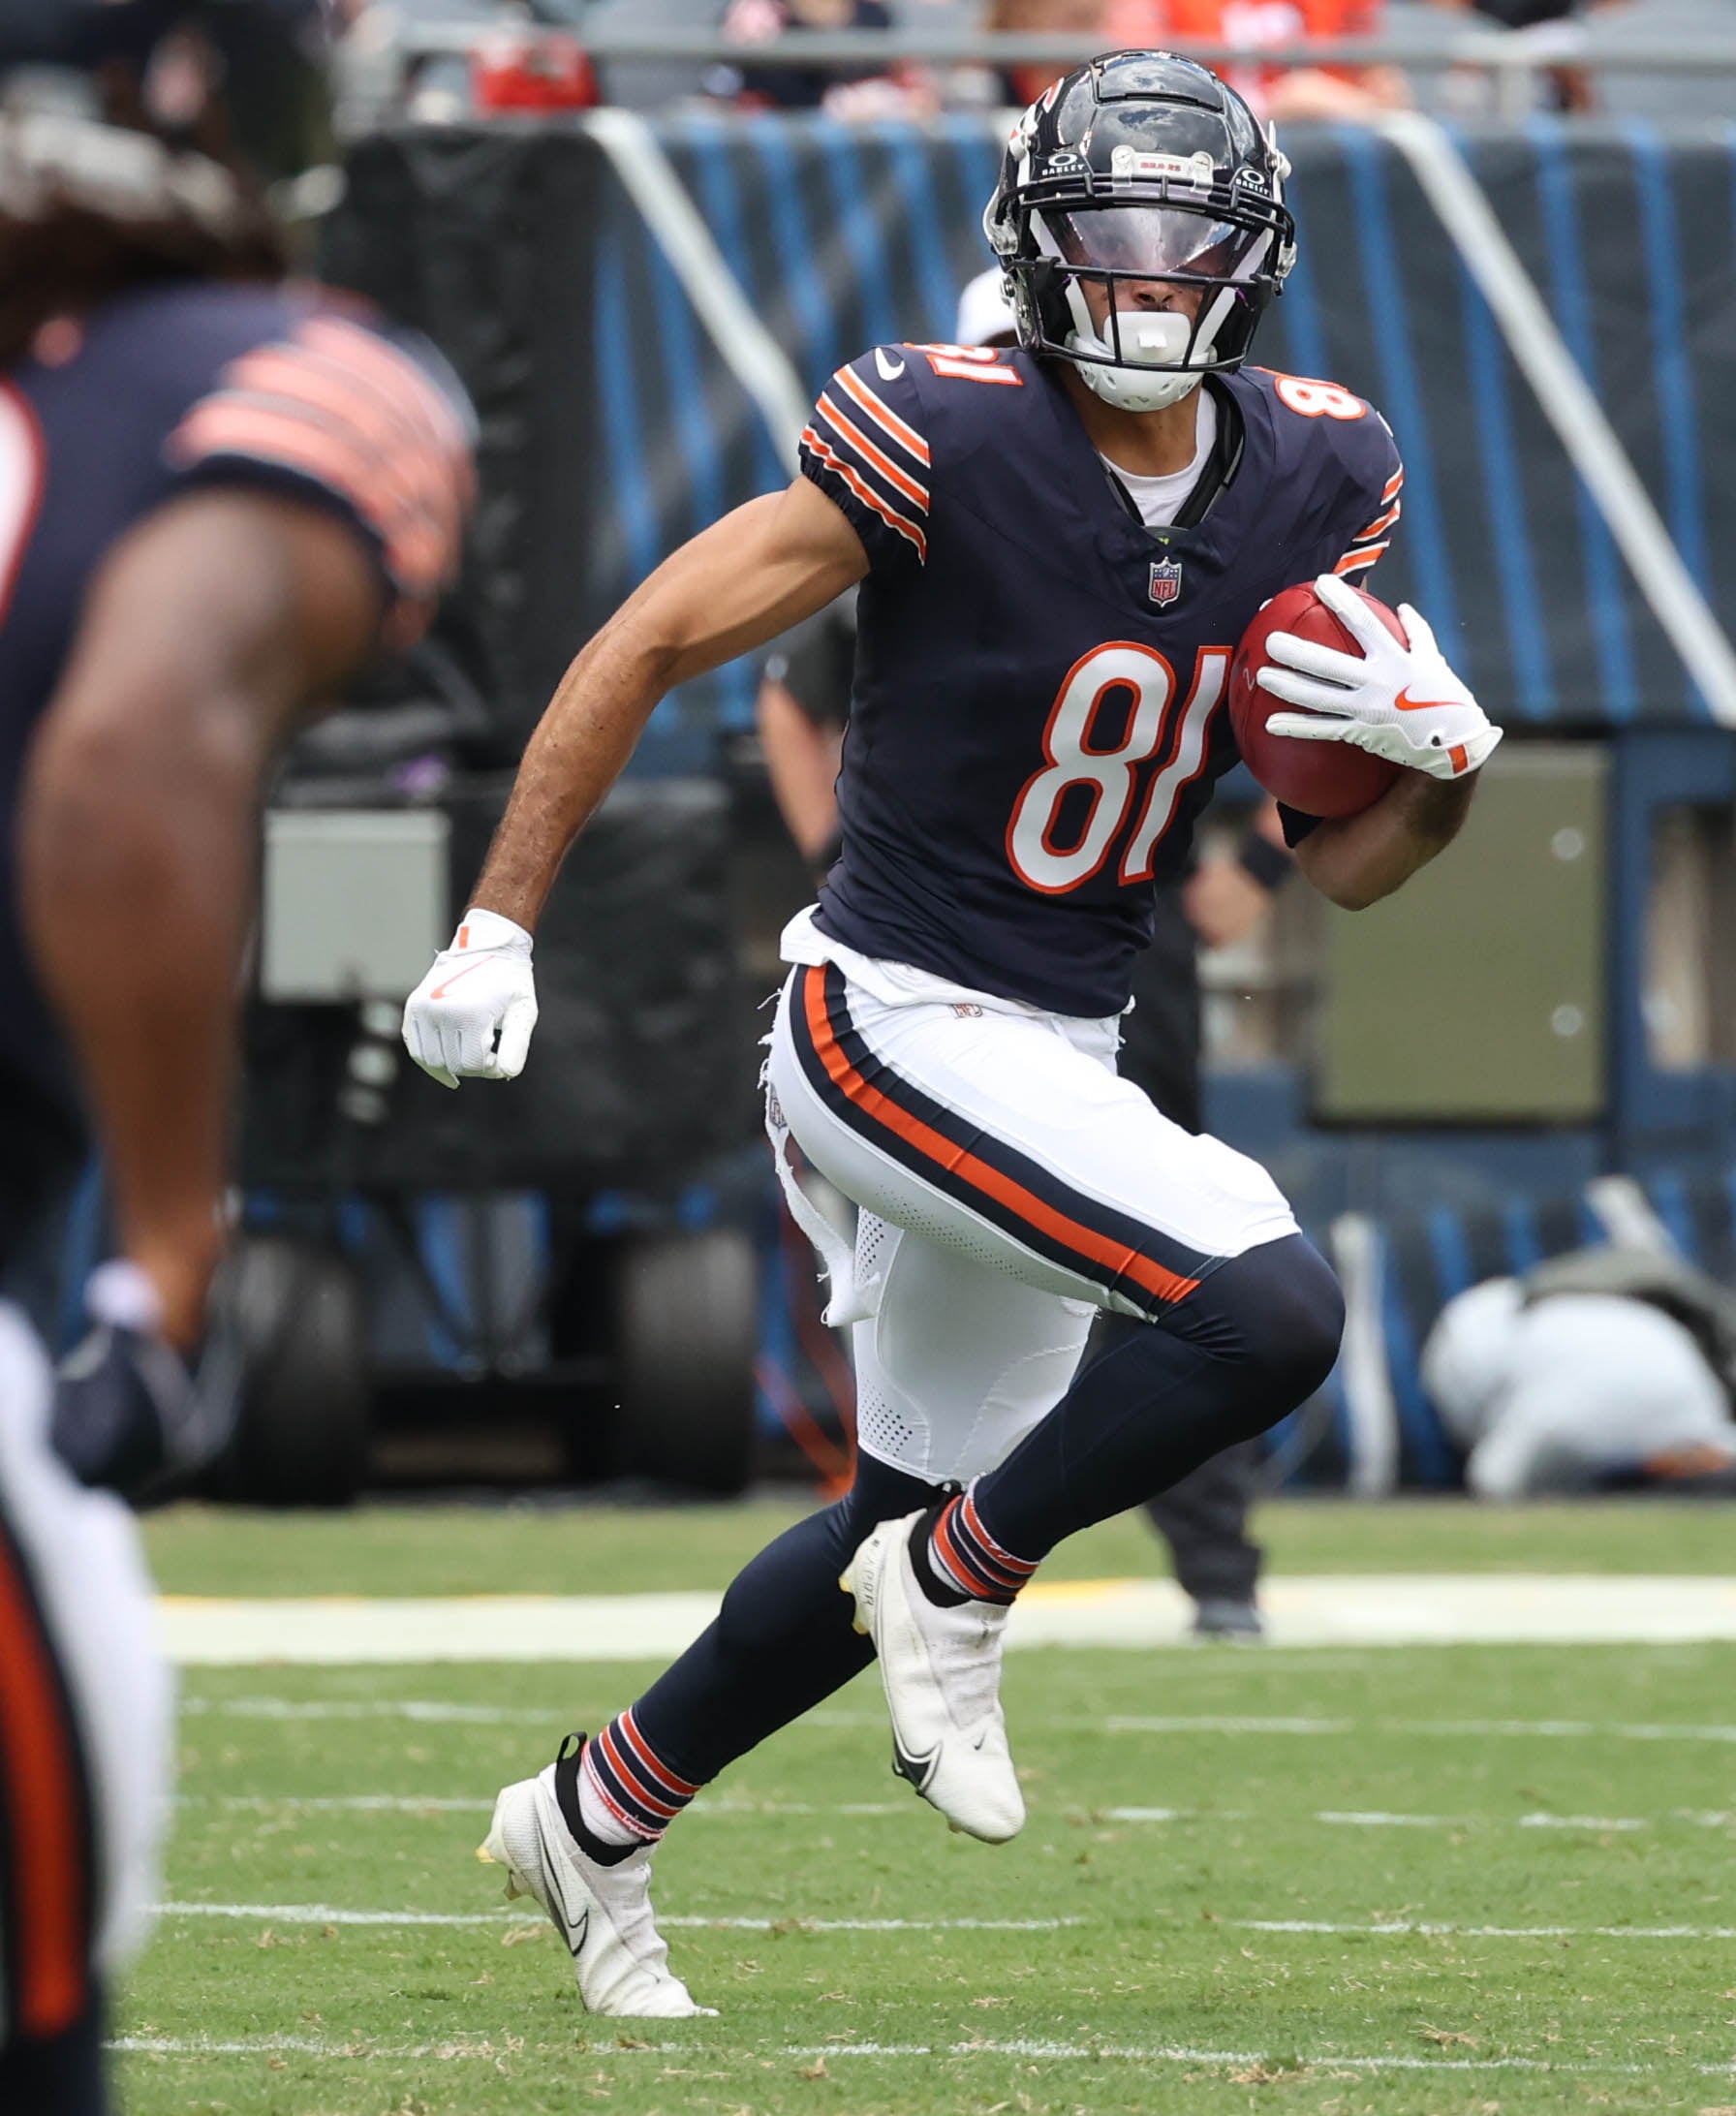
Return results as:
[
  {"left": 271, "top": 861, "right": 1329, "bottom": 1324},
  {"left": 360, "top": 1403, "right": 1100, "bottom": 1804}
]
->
[
  {"left": 632, "top": 1454, "right": 943, "bottom": 1788},
  {"left": 974, "top": 1232, "right": 1342, "bottom": 1561}
]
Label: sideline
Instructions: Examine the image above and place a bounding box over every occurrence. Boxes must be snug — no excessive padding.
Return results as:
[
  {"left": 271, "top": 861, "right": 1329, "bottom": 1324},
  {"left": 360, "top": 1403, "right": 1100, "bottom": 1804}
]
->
[{"left": 157, "top": 1571, "right": 1736, "bottom": 1664}]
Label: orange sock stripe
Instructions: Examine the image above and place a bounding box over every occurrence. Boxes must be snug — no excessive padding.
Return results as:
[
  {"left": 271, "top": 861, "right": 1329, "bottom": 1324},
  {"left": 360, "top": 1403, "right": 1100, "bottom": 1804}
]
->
[
  {"left": 800, "top": 969, "right": 1197, "bottom": 1307},
  {"left": 0, "top": 1523, "right": 87, "bottom": 2037},
  {"left": 619, "top": 1709, "right": 699, "bottom": 1799},
  {"left": 961, "top": 1490, "right": 1037, "bottom": 1577},
  {"left": 931, "top": 1505, "right": 980, "bottom": 1593},
  {"left": 596, "top": 1725, "right": 682, "bottom": 1820}
]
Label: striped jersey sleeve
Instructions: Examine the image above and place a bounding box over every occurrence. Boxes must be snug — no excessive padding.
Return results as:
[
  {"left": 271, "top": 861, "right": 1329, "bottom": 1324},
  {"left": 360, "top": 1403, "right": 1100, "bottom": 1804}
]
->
[
  {"left": 164, "top": 311, "right": 475, "bottom": 642},
  {"left": 1332, "top": 430, "right": 1404, "bottom": 582},
  {"left": 799, "top": 350, "right": 931, "bottom": 572}
]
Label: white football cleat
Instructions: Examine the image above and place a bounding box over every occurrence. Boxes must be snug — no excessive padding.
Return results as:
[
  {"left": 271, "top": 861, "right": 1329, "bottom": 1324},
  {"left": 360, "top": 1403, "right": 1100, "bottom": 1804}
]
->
[
  {"left": 478, "top": 1749, "right": 713, "bottom": 2018},
  {"left": 841, "top": 1510, "right": 1025, "bottom": 1844}
]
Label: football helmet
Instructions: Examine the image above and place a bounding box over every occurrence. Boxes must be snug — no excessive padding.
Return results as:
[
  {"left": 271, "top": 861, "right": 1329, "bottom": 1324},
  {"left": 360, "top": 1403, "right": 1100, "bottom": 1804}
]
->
[{"left": 984, "top": 50, "right": 1296, "bottom": 413}]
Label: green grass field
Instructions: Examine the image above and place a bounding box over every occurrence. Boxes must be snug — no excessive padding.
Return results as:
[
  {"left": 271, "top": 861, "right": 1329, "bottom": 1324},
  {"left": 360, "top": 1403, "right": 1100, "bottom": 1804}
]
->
[{"left": 122, "top": 1499, "right": 1736, "bottom": 2115}]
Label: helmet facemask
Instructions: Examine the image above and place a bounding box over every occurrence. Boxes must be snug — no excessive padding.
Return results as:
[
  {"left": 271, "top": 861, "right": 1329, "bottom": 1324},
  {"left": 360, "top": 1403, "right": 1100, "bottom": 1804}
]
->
[{"left": 1027, "top": 202, "right": 1279, "bottom": 412}]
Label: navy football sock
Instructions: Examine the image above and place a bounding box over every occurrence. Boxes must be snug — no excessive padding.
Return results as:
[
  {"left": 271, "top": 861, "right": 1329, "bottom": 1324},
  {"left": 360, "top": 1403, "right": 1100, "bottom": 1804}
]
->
[
  {"left": 626, "top": 1454, "right": 944, "bottom": 1789},
  {"left": 971, "top": 1233, "right": 1342, "bottom": 1564},
  {"left": 921, "top": 1489, "right": 1038, "bottom": 1604}
]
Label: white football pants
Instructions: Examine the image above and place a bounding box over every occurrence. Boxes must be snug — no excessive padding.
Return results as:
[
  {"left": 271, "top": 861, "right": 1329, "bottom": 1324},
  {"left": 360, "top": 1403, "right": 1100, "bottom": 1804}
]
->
[
  {"left": 0, "top": 1303, "right": 171, "bottom": 2046},
  {"left": 765, "top": 913, "right": 1299, "bottom": 1485}
]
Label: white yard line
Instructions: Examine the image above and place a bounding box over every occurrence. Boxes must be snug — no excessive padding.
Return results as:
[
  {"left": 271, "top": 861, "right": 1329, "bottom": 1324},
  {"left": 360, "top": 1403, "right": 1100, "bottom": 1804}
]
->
[
  {"left": 104, "top": 2030, "right": 1736, "bottom": 2077},
  {"left": 146, "top": 1899, "right": 1732, "bottom": 1940},
  {"left": 177, "top": 1696, "right": 563, "bottom": 1724},
  {"left": 1106, "top": 1715, "right": 1736, "bottom": 1743},
  {"left": 156, "top": 1572, "right": 1736, "bottom": 1663},
  {"left": 1231, "top": 1918, "right": 1736, "bottom": 1939},
  {"left": 174, "top": 1793, "right": 903, "bottom": 1818},
  {"left": 171, "top": 1792, "right": 1715, "bottom": 1830},
  {"left": 150, "top": 1902, "right": 1079, "bottom": 1932}
]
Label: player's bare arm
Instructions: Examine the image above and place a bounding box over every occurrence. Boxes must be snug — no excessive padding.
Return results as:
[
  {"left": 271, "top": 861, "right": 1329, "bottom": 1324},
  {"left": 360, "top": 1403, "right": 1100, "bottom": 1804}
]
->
[
  {"left": 471, "top": 475, "right": 867, "bottom": 932},
  {"left": 21, "top": 491, "right": 383, "bottom": 1347},
  {"left": 404, "top": 475, "right": 866, "bottom": 1088},
  {"left": 1291, "top": 767, "right": 1477, "bottom": 910}
]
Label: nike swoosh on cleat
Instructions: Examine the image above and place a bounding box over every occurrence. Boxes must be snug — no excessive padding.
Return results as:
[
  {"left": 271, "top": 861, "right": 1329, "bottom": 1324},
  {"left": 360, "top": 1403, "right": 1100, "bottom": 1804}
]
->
[
  {"left": 892, "top": 1738, "right": 941, "bottom": 1793},
  {"left": 1393, "top": 687, "right": 1458, "bottom": 713},
  {"left": 531, "top": 1809, "right": 587, "bottom": 1955},
  {"left": 874, "top": 347, "right": 905, "bottom": 381}
]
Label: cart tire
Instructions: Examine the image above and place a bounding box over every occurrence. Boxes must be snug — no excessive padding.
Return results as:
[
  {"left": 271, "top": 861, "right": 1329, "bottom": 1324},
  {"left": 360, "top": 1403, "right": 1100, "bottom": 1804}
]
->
[
  {"left": 610, "top": 1228, "right": 756, "bottom": 1494},
  {"left": 223, "top": 1234, "right": 370, "bottom": 1507}
]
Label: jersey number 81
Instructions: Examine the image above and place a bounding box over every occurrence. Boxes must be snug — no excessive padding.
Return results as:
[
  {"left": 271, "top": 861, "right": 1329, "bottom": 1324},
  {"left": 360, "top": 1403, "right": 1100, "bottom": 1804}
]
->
[{"left": 1006, "top": 642, "right": 1231, "bottom": 893}]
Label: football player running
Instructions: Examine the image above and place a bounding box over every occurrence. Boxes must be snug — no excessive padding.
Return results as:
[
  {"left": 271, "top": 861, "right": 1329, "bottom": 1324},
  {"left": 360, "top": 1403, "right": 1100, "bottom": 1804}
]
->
[
  {"left": 0, "top": 3, "right": 471, "bottom": 2101},
  {"left": 404, "top": 51, "right": 1499, "bottom": 2017}
]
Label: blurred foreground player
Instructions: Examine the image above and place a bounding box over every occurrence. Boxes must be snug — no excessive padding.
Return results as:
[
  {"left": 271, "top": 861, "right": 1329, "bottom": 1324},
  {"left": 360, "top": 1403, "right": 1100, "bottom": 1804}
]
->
[
  {"left": 405, "top": 51, "right": 1500, "bottom": 2014},
  {"left": 0, "top": 3, "right": 471, "bottom": 2100}
]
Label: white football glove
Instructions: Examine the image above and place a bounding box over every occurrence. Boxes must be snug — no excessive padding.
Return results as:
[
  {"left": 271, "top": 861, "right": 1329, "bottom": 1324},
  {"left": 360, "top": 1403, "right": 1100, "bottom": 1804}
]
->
[
  {"left": 1256, "top": 572, "right": 1503, "bottom": 781},
  {"left": 402, "top": 907, "right": 538, "bottom": 1089}
]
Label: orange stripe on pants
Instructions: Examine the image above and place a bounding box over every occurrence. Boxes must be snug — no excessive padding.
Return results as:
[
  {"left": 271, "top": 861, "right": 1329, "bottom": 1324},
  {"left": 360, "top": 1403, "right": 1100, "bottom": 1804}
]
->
[
  {"left": 0, "top": 1526, "right": 86, "bottom": 2037},
  {"left": 800, "top": 968, "right": 1197, "bottom": 1307}
]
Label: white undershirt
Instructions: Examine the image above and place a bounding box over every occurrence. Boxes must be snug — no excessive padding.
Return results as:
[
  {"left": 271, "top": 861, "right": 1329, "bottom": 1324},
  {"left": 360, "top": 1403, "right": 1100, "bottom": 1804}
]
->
[{"left": 1096, "top": 388, "right": 1218, "bottom": 532}]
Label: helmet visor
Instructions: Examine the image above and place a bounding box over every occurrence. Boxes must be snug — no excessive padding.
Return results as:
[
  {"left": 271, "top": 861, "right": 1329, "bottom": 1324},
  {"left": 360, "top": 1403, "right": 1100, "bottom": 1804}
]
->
[{"left": 1047, "top": 205, "right": 1264, "bottom": 282}]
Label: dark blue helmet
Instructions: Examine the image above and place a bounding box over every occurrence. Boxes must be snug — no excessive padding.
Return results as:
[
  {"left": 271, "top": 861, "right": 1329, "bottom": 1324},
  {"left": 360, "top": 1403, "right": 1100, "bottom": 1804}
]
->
[{"left": 983, "top": 51, "right": 1295, "bottom": 413}]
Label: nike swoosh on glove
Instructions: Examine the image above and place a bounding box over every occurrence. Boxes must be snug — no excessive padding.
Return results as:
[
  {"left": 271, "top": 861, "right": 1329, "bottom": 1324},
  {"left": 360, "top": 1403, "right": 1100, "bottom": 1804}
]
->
[
  {"left": 1256, "top": 573, "right": 1504, "bottom": 780},
  {"left": 402, "top": 906, "right": 538, "bottom": 1089}
]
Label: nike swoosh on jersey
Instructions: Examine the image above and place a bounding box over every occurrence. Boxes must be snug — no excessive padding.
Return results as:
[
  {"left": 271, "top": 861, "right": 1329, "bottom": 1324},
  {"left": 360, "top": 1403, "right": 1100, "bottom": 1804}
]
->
[{"left": 874, "top": 347, "right": 906, "bottom": 381}]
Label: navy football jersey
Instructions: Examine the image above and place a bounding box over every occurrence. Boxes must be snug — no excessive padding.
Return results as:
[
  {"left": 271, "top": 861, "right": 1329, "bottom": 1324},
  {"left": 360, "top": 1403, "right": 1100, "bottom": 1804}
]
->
[
  {"left": 0, "top": 281, "right": 473, "bottom": 1245},
  {"left": 800, "top": 344, "right": 1403, "bottom": 1018}
]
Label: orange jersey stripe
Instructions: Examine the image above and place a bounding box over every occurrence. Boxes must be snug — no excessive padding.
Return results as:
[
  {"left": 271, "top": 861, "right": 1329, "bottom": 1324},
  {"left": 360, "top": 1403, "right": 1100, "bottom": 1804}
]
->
[
  {"left": 834, "top": 364, "right": 931, "bottom": 467},
  {"left": 802, "top": 427, "right": 928, "bottom": 561},
  {"left": 171, "top": 401, "right": 450, "bottom": 597},
  {"left": 1382, "top": 467, "right": 1405, "bottom": 502},
  {"left": 801, "top": 968, "right": 1197, "bottom": 1306},
  {"left": 225, "top": 347, "right": 465, "bottom": 535},
  {"left": 297, "top": 316, "right": 473, "bottom": 470},
  {"left": 1353, "top": 499, "right": 1402, "bottom": 542},
  {"left": 814, "top": 393, "right": 929, "bottom": 513},
  {"left": 0, "top": 1526, "right": 87, "bottom": 2037},
  {"left": 1334, "top": 542, "right": 1388, "bottom": 575}
]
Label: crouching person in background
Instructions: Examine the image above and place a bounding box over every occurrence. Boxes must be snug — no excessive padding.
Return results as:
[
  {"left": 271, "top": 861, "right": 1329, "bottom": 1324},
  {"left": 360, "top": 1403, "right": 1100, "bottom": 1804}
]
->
[{"left": 1422, "top": 1252, "right": 1736, "bottom": 1500}]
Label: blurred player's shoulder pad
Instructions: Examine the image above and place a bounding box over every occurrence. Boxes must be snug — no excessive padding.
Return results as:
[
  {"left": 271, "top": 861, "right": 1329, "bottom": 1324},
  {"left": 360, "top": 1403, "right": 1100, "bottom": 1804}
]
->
[
  {"left": 798, "top": 341, "right": 1034, "bottom": 575},
  {"left": 149, "top": 282, "right": 477, "bottom": 644}
]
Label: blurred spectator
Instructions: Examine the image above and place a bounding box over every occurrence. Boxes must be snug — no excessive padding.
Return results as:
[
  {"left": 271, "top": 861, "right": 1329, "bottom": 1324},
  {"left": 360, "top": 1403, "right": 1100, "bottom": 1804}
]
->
[
  {"left": 1579, "top": 0, "right": 1736, "bottom": 120},
  {"left": 1423, "top": 0, "right": 1592, "bottom": 112},
  {"left": 1102, "top": 0, "right": 1410, "bottom": 117},
  {"left": 712, "top": 0, "right": 914, "bottom": 110},
  {"left": 982, "top": 0, "right": 1108, "bottom": 106},
  {"left": 1422, "top": 1255, "right": 1736, "bottom": 1500}
]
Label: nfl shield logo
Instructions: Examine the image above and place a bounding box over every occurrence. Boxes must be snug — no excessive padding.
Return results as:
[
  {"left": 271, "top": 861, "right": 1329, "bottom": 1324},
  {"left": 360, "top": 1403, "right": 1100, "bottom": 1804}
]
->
[{"left": 1148, "top": 558, "right": 1183, "bottom": 606}]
